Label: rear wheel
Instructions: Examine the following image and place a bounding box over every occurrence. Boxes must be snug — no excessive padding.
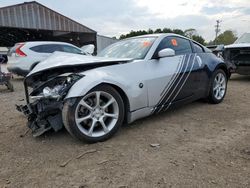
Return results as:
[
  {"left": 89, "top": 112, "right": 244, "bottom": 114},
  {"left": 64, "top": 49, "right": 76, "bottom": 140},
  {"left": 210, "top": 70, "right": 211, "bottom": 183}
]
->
[
  {"left": 63, "top": 85, "right": 124, "bottom": 143},
  {"left": 208, "top": 69, "right": 227, "bottom": 104}
]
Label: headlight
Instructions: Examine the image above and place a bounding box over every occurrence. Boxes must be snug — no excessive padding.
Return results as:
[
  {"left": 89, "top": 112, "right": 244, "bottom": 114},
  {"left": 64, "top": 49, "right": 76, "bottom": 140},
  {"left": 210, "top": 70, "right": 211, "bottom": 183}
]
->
[
  {"left": 43, "top": 86, "right": 63, "bottom": 98},
  {"left": 30, "top": 74, "right": 84, "bottom": 101}
]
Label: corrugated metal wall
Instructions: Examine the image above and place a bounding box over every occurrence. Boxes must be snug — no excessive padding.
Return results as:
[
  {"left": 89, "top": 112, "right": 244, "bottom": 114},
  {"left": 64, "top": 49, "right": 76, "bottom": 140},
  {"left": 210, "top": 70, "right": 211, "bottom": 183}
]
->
[
  {"left": 0, "top": 2, "right": 95, "bottom": 33},
  {"left": 97, "top": 35, "right": 118, "bottom": 53}
]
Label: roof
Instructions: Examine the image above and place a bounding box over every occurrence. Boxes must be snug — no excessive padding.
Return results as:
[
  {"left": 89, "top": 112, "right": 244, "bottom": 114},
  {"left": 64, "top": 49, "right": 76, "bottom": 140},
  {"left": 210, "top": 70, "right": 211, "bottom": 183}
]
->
[{"left": 0, "top": 1, "right": 96, "bottom": 33}]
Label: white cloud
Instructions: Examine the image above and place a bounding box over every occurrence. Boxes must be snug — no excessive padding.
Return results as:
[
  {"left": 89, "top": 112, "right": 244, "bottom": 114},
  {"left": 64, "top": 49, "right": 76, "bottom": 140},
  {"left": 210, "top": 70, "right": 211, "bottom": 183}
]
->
[{"left": 1, "top": 0, "right": 250, "bottom": 41}]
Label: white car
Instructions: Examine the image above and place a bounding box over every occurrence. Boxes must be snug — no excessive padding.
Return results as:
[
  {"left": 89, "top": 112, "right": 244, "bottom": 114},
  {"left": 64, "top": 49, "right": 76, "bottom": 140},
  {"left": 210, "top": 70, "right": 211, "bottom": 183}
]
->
[{"left": 7, "top": 41, "right": 84, "bottom": 76}]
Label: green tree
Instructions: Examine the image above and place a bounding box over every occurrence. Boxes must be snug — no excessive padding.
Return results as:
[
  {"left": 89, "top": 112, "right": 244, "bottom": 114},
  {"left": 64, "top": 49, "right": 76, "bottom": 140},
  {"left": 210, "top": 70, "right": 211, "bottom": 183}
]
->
[
  {"left": 154, "top": 28, "right": 163, "bottom": 33},
  {"left": 172, "top": 29, "right": 185, "bottom": 36},
  {"left": 215, "top": 30, "right": 237, "bottom": 45},
  {"left": 192, "top": 35, "right": 205, "bottom": 45},
  {"left": 184, "top": 28, "right": 197, "bottom": 38},
  {"left": 119, "top": 28, "right": 206, "bottom": 42},
  {"left": 162, "top": 28, "right": 173, "bottom": 33}
]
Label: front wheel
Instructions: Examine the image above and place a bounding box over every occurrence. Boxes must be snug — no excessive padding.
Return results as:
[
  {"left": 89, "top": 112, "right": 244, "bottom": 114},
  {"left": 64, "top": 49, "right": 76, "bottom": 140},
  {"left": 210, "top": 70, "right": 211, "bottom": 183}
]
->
[
  {"left": 208, "top": 69, "right": 227, "bottom": 104},
  {"left": 63, "top": 85, "right": 125, "bottom": 143}
]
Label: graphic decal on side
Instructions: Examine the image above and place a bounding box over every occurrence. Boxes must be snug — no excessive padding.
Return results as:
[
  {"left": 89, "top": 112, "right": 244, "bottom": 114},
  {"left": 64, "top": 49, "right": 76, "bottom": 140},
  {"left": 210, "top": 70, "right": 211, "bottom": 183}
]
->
[{"left": 152, "top": 53, "right": 197, "bottom": 114}]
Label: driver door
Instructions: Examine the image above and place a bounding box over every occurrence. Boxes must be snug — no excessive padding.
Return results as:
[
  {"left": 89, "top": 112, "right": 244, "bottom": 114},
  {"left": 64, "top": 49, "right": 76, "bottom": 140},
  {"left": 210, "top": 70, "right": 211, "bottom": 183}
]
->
[{"left": 146, "top": 36, "right": 195, "bottom": 113}]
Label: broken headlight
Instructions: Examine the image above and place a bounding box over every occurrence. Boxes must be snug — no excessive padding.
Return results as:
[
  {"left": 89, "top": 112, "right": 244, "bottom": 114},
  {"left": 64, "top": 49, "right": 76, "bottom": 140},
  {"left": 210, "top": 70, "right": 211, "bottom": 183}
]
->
[{"left": 30, "top": 74, "right": 83, "bottom": 101}]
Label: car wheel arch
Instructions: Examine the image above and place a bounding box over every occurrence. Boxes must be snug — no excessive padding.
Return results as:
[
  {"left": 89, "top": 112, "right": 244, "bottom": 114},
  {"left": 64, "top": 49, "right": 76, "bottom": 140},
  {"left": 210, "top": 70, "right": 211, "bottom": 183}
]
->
[
  {"left": 65, "top": 81, "right": 131, "bottom": 124},
  {"left": 215, "top": 63, "right": 230, "bottom": 79}
]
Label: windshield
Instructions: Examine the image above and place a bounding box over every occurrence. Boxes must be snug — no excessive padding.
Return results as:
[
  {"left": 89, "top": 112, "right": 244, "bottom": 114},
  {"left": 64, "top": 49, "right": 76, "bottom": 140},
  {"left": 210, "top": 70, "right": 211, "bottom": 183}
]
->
[
  {"left": 98, "top": 37, "right": 156, "bottom": 59},
  {"left": 235, "top": 33, "right": 250, "bottom": 44}
]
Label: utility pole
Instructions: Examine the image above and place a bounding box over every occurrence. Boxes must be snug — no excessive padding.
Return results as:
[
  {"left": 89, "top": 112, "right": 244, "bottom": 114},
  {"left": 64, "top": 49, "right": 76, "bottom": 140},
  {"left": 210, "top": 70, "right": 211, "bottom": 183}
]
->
[{"left": 215, "top": 20, "right": 222, "bottom": 45}]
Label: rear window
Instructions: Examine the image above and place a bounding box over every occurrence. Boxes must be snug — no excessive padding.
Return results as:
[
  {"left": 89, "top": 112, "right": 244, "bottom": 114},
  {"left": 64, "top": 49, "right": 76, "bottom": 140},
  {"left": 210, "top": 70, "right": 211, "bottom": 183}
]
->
[
  {"left": 61, "top": 45, "right": 82, "bottom": 54},
  {"left": 30, "top": 44, "right": 62, "bottom": 53},
  {"left": 192, "top": 42, "right": 204, "bottom": 53}
]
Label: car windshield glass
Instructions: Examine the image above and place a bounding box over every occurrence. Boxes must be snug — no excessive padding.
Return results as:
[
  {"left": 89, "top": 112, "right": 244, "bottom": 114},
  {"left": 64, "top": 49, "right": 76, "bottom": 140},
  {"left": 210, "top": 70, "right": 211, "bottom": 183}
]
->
[
  {"left": 235, "top": 33, "right": 250, "bottom": 43},
  {"left": 98, "top": 37, "right": 156, "bottom": 59}
]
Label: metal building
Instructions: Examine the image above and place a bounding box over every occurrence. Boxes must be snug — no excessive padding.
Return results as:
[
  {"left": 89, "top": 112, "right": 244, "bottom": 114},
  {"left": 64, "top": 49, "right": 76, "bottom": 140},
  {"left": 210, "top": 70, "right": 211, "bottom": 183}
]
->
[
  {"left": 96, "top": 35, "right": 118, "bottom": 53},
  {"left": 0, "top": 1, "right": 97, "bottom": 47}
]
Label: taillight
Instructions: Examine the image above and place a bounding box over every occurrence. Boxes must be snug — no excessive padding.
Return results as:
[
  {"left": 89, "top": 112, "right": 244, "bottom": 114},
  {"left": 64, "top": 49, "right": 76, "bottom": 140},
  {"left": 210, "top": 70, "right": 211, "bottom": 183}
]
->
[{"left": 15, "top": 43, "right": 27, "bottom": 57}]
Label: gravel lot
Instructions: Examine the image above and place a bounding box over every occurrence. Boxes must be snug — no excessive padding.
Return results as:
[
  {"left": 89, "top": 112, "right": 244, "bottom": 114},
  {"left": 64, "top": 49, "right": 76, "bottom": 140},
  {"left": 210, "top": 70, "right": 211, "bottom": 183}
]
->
[{"left": 0, "top": 74, "right": 250, "bottom": 188}]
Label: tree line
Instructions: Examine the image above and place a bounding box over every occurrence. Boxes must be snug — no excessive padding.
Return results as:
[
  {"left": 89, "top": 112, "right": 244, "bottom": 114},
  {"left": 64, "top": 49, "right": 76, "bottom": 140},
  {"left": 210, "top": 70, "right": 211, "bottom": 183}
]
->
[{"left": 119, "top": 28, "right": 238, "bottom": 46}]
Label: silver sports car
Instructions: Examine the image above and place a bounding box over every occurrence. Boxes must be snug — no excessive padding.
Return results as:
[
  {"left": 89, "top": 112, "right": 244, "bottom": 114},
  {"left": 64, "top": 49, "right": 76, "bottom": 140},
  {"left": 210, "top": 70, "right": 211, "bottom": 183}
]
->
[{"left": 17, "top": 34, "right": 229, "bottom": 142}]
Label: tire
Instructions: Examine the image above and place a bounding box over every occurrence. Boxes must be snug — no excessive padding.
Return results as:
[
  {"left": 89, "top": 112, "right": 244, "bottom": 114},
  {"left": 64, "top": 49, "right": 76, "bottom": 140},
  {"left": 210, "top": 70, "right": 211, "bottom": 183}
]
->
[
  {"left": 208, "top": 69, "right": 227, "bottom": 104},
  {"left": 63, "top": 85, "right": 125, "bottom": 143}
]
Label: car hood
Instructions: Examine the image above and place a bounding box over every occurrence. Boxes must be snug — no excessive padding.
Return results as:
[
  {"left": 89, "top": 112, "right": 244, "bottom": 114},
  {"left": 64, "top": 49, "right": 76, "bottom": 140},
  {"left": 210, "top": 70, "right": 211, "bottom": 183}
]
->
[
  {"left": 225, "top": 43, "right": 250, "bottom": 49},
  {"left": 28, "top": 52, "right": 131, "bottom": 76},
  {"left": 25, "top": 52, "right": 132, "bottom": 85}
]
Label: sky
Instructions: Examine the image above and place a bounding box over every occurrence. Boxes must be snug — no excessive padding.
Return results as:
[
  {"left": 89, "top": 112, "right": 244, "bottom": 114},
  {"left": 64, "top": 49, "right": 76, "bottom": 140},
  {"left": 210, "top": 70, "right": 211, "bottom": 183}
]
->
[{"left": 1, "top": 0, "right": 250, "bottom": 41}]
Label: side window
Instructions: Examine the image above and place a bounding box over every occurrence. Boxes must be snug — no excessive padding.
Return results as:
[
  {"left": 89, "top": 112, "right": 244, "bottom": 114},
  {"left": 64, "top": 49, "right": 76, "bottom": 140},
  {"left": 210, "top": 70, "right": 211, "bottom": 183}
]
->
[
  {"left": 61, "top": 45, "right": 82, "bottom": 54},
  {"left": 155, "top": 36, "right": 192, "bottom": 56},
  {"left": 192, "top": 42, "right": 204, "bottom": 53},
  {"left": 30, "top": 44, "right": 62, "bottom": 53}
]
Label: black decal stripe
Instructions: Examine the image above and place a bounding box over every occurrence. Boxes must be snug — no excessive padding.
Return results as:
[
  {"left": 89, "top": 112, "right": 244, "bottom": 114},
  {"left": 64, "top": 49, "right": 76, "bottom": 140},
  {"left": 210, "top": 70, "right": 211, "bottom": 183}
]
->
[
  {"left": 157, "top": 54, "right": 191, "bottom": 112},
  {"left": 151, "top": 55, "right": 186, "bottom": 114},
  {"left": 154, "top": 54, "right": 191, "bottom": 113},
  {"left": 163, "top": 54, "right": 197, "bottom": 111},
  {"left": 159, "top": 56, "right": 184, "bottom": 97}
]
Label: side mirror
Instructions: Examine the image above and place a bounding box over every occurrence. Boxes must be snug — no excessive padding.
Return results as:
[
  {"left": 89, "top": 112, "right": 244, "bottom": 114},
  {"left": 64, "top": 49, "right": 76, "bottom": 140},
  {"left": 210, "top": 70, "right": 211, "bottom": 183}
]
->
[
  {"left": 81, "top": 44, "right": 95, "bottom": 55},
  {"left": 158, "top": 48, "right": 175, "bottom": 58}
]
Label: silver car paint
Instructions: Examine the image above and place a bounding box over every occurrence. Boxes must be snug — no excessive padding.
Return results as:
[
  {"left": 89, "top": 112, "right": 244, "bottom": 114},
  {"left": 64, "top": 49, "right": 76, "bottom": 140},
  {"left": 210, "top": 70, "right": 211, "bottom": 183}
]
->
[{"left": 28, "top": 34, "right": 197, "bottom": 123}]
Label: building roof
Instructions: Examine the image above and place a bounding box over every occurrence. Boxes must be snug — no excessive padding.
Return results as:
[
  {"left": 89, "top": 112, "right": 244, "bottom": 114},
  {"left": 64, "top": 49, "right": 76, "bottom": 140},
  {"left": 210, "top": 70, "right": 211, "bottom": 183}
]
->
[{"left": 0, "top": 1, "right": 96, "bottom": 33}]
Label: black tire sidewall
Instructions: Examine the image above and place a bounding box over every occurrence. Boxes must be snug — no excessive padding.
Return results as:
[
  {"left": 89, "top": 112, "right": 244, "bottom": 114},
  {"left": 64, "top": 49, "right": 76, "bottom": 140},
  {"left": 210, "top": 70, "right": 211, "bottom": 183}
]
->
[
  {"left": 209, "top": 69, "right": 227, "bottom": 104},
  {"left": 65, "top": 85, "right": 125, "bottom": 143}
]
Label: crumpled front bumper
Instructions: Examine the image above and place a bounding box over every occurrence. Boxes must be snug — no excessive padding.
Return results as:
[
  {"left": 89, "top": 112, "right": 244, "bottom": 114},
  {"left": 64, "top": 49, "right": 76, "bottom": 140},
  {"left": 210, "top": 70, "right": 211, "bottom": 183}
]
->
[{"left": 16, "top": 98, "right": 64, "bottom": 137}]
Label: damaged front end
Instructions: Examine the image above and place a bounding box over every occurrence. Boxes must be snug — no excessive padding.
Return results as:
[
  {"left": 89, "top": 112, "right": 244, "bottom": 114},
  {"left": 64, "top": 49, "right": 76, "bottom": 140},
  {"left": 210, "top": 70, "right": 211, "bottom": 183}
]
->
[
  {"left": 17, "top": 73, "right": 83, "bottom": 137},
  {"left": 224, "top": 47, "right": 250, "bottom": 75}
]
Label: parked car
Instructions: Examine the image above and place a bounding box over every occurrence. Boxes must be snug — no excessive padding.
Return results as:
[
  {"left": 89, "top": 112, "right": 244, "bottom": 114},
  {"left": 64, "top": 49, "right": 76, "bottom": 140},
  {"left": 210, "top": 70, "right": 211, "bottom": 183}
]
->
[
  {"left": 17, "top": 34, "right": 229, "bottom": 142},
  {"left": 224, "top": 33, "right": 250, "bottom": 75},
  {"left": 7, "top": 41, "right": 85, "bottom": 76}
]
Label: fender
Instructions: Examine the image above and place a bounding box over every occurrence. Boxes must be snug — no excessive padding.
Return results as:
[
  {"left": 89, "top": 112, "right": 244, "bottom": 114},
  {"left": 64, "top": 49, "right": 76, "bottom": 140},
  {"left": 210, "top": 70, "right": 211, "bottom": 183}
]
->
[{"left": 65, "top": 69, "right": 148, "bottom": 112}]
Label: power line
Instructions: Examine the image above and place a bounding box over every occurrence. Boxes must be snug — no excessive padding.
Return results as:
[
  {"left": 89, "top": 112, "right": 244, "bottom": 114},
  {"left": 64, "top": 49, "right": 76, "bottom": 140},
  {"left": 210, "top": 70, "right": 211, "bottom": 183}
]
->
[{"left": 215, "top": 20, "right": 222, "bottom": 44}]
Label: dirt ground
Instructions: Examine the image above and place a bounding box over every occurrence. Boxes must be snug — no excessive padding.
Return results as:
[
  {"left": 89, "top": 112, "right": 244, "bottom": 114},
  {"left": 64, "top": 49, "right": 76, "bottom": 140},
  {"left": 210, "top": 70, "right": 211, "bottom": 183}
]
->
[{"left": 0, "top": 74, "right": 250, "bottom": 188}]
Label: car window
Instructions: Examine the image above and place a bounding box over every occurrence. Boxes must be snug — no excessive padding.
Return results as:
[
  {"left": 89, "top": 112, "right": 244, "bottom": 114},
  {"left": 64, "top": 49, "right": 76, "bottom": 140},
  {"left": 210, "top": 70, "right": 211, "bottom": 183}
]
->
[
  {"left": 30, "top": 44, "right": 62, "bottom": 53},
  {"left": 61, "top": 45, "right": 82, "bottom": 54},
  {"left": 155, "top": 36, "right": 192, "bottom": 56},
  {"left": 98, "top": 37, "right": 156, "bottom": 59},
  {"left": 192, "top": 42, "right": 204, "bottom": 53}
]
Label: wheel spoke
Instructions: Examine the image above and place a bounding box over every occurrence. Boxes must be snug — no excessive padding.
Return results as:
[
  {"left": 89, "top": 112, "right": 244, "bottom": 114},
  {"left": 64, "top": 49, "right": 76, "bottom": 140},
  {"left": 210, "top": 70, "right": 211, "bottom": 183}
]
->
[
  {"left": 95, "top": 91, "right": 101, "bottom": 107},
  {"left": 76, "top": 115, "right": 91, "bottom": 124},
  {"left": 79, "top": 100, "right": 93, "bottom": 111},
  {"left": 104, "top": 112, "right": 118, "bottom": 119},
  {"left": 213, "top": 85, "right": 219, "bottom": 91},
  {"left": 215, "top": 88, "right": 219, "bottom": 98},
  {"left": 102, "top": 97, "right": 115, "bottom": 109},
  {"left": 99, "top": 118, "right": 109, "bottom": 133},
  {"left": 88, "top": 120, "right": 97, "bottom": 136},
  {"left": 220, "top": 77, "right": 225, "bottom": 84}
]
